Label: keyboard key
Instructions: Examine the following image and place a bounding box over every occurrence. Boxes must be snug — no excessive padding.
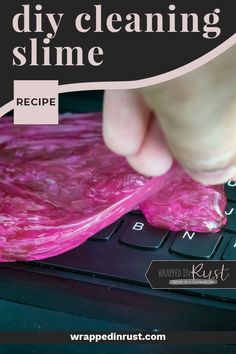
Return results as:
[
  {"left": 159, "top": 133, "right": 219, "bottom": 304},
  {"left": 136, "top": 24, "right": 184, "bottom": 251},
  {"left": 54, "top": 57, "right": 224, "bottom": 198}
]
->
[
  {"left": 222, "top": 237, "right": 236, "bottom": 260},
  {"left": 225, "top": 180, "right": 236, "bottom": 202},
  {"left": 119, "top": 216, "right": 169, "bottom": 250},
  {"left": 224, "top": 202, "right": 236, "bottom": 232},
  {"left": 170, "top": 231, "right": 223, "bottom": 259},
  {"left": 90, "top": 221, "right": 121, "bottom": 241}
]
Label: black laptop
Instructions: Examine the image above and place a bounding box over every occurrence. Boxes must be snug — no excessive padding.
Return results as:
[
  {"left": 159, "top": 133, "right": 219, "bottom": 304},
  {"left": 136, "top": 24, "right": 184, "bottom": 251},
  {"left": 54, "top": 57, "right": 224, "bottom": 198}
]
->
[{"left": 0, "top": 92, "right": 235, "bottom": 354}]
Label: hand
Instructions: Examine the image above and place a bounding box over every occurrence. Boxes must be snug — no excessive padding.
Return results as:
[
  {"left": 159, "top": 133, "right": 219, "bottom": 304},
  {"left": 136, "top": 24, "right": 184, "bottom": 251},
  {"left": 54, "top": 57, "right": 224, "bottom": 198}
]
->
[{"left": 103, "top": 45, "right": 236, "bottom": 185}]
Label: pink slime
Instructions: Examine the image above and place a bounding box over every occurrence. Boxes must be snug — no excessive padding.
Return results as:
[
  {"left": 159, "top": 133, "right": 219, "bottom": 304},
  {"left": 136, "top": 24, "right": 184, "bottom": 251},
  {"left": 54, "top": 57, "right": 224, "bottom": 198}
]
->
[{"left": 0, "top": 114, "right": 226, "bottom": 262}]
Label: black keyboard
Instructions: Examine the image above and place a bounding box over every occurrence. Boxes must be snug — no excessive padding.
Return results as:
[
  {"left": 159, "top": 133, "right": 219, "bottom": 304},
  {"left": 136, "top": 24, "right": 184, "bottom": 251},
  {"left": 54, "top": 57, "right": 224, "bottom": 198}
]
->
[
  {"left": 31, "top": 181, "right": 236, "bottom": 303},
  {"left": 0, "top": 180, "right": 235, "bottom": 335}
]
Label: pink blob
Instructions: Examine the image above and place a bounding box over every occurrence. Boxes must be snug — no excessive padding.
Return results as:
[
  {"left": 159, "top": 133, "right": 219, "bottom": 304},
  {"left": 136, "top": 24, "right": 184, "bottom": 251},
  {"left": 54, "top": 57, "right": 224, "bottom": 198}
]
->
[{"left": 0, "top": 114, "right": 226, "bottom": 262}]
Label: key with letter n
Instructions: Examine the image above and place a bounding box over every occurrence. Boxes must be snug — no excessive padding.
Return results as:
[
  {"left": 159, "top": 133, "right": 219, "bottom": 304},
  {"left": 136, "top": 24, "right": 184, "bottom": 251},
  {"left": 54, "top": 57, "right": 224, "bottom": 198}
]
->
[{"left": 170, "top": 231, "right": 223, "bottom": 259}]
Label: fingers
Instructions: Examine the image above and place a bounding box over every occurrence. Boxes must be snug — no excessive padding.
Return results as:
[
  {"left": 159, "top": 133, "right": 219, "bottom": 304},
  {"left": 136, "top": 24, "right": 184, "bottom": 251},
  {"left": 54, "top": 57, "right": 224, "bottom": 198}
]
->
[
  {"left": 127, "top": 116, "right": 173, "bottom": 176},
  {"left": 141, "top": 45, "right": 236, "bottom": 185},
  {"left": 103, "top": 89, "right": 173, "bottom": 177},
  {"left": 103, "top": 89, "right": 150, "bottom": 156},
  {"left": 103, "top": 47, "right": 236, "bottom": 185}
]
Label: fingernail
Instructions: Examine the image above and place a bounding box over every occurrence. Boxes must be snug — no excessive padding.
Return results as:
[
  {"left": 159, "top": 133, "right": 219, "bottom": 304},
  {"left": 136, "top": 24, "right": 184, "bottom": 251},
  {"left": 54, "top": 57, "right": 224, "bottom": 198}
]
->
[{"left": 188, "top": 166, "right": 236, "bottom": 185}]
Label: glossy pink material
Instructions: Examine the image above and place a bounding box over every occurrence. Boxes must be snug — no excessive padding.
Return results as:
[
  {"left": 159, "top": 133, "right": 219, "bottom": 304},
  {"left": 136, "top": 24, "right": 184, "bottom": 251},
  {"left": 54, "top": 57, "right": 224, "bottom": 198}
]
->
[
  {"left": 0, "top": 114, "right": 226, "bottom": 262},
  {"left": 140, "top": 173, "right": 226, "bottom": 232}
]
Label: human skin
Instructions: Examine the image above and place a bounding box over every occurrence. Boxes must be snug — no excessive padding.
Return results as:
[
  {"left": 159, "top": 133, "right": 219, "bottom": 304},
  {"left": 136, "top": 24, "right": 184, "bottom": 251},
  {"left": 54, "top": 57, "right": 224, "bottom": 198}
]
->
[{"left": 103, "top": 45, "right": 236, "bottom": 185}]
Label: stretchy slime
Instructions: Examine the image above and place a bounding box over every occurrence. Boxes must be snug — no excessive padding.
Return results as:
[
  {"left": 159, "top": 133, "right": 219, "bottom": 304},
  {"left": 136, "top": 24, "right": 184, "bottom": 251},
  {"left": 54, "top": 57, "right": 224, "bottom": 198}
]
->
[{"left": 0, "top": 114, "right": 226, "bottom": 261}]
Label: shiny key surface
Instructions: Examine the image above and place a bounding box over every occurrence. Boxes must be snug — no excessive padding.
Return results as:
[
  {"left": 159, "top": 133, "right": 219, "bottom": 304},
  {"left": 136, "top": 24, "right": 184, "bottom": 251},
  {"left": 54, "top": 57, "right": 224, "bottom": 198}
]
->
[
  {"left": 224, "top": 202, "right": 236, "bottom": 233},
  {"left": 222, "top": 237, "right": 236, "bottom": 260},
  {"left": 225, "top": 180, "right": 236, "bottom": 202},
  {"left": 119, "top": 216, "right": 169, "bottom": 250},
  {"left": 170, "top": 231, "right": 223, "bottom": 259}
]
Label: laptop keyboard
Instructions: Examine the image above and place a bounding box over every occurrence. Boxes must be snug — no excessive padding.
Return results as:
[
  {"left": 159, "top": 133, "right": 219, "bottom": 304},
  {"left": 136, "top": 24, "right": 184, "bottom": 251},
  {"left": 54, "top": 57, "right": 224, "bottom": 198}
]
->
[{"left": 34, "top": 181, "right": 236, "bottom": 303}]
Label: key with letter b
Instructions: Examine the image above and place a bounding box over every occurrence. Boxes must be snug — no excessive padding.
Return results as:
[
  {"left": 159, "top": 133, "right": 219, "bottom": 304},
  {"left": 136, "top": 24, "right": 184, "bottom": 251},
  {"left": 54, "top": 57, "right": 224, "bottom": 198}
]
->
[{"left": 119, "top": 216, "right": 169, "bottom": 250}]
